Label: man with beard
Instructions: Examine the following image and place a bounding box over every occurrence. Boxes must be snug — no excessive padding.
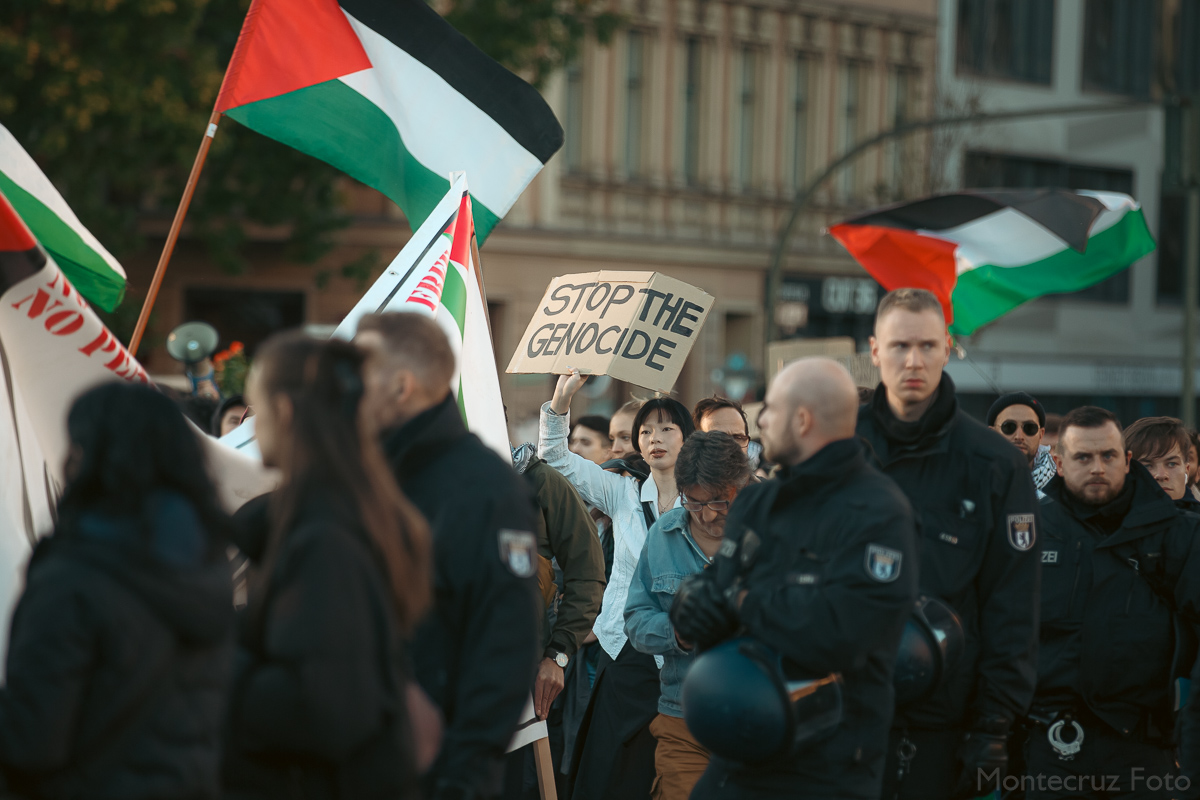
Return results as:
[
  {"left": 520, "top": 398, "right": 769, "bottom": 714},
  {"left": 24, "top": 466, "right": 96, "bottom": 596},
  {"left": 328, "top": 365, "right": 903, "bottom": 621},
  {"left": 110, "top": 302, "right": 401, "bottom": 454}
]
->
[
  {"left": 1023, "top": 407, "right": 1200, "bottom": 798},
  {"left": 989, "top": 392, "right": 1056, "bottom": 494},
  {"left": 857, "top": 289, "right": 1041, "bottom": 800},
  {"left": 668, "top": 358, "right": 918, "bottom": 799}
]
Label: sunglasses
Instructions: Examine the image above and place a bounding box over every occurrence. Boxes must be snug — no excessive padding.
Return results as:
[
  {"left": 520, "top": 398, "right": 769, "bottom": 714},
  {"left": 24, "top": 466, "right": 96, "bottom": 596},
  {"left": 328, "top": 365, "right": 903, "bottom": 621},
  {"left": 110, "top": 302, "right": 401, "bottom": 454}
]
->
[
  {"left": 679, "top": 494, "right": 731, "bottom": 512},
  {"left": 1000, "top": 420, "right": 1040, "bottom": 437}
]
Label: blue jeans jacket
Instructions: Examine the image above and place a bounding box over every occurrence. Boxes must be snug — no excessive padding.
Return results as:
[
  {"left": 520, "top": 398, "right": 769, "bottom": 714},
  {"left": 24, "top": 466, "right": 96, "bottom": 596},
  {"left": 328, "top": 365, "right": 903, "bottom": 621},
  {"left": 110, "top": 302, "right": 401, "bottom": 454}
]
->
[{"left": 623, "top": 507, "right": 711, "bottom": 717}]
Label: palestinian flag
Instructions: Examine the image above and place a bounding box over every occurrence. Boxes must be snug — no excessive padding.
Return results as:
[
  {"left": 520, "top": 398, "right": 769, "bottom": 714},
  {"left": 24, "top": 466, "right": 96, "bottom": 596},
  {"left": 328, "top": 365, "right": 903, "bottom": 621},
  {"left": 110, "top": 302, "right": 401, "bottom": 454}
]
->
[
  {"left": 0, "top": 123, "right": 126, "bottom": 312},
  {"left": 333, "top": 174, "right": 509, "bottom": 457},
  {"left": 830, "top": 189, "right": 1156, "bottom": 335},
  {"left": 215, "top": 0, "right": 563, "bottom": 242}
]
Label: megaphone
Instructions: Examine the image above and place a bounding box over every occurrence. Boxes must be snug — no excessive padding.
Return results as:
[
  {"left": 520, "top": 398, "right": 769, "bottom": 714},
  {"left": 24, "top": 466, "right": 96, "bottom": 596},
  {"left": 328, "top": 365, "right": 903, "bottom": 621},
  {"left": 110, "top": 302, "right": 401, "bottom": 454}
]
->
[{"left": 166, "top": 321, "right": 220, "bottom": 365}]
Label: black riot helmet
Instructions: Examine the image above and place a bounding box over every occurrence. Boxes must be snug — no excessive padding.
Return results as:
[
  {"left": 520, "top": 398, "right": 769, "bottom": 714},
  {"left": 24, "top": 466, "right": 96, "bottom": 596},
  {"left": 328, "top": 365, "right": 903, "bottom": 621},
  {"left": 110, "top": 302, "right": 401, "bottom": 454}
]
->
[
  {"left": 893, "top": 595, "right": 965, "bottom": 708},
  {"left": 681, "top": 638, "right": 843, "bottom": 764}
]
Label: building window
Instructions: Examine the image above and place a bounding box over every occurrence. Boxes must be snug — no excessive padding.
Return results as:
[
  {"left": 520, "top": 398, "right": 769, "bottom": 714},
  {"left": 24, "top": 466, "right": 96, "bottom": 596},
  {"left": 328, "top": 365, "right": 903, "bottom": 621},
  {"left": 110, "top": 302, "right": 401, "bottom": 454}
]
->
[
  {"left": 889, "top": 69, "right": 912, "bottom": 195},
  {"left": 792, "top": 56, "right": 810, "bottom": 189},
  {"left": 1173, "top": 1, "right": 1200, "bottom": 96},
  {"left": 736, "top": 47, "right": 757, "bottom": 190},
  {"left": 564, "top": 60, "right": 584, "bottom": 173},
  {"left": 963, "top": 151, "right": 1133, "bottom": 304},
  {"left": 956, "top": 0, "right": 1054, "bottom": 85},
  {"left": 839, "top": 62, "right": 862, "bottom": 200},
  {"left": 625, "top": 30, "right": 645, "bottom": 179},
  {"left": 683, "top": 37, "right": 702, "bottom": 186},
  {"left": 1082, "top": 0, "right": 1157, "bottom": 98}
]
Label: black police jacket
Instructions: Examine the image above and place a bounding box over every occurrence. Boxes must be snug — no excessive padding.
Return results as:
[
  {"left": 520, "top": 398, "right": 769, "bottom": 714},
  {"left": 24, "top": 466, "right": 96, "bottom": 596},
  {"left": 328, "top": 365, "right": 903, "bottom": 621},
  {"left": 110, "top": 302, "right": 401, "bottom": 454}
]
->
[
  {"left": 856, "top": 374, "right": 1041, "bottom": 732},
  {"left": 1037, "top": 463, "right": 1200, "bottom": 753},
  {"left": 713, "top": 438, "right": 919, "bottom": 799},
  {"left": 381, "top": 394, "right": 543, "bottom": 800}
]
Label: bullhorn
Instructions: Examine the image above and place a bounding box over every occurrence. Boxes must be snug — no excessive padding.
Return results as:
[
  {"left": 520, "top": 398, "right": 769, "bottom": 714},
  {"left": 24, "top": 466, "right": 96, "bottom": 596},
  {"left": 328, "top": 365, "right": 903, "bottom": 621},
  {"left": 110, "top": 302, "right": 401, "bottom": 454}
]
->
[{"left": 166, "top": 321, "right": 219, "bottom": 365}]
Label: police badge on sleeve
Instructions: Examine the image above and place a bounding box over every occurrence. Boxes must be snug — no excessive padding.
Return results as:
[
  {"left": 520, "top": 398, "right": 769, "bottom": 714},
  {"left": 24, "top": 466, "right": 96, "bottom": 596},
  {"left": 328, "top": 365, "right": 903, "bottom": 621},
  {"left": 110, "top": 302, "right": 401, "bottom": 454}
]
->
[
  {"left": 498, "top": 529, "right": 538, "bottom": 578},
  {"left": 1007, "top": 514, "right": 1037, "bottom": 551},
  {"left": 865, "top": 544, "right": 903, "bottom": 583}
]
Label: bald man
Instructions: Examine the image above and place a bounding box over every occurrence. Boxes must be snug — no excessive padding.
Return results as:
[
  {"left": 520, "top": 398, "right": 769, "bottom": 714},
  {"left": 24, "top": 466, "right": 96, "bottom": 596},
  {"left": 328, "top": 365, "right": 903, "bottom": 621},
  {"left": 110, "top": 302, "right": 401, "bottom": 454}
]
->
[{"left": 670, "top": 358, "right": 918, "bottom": 800}]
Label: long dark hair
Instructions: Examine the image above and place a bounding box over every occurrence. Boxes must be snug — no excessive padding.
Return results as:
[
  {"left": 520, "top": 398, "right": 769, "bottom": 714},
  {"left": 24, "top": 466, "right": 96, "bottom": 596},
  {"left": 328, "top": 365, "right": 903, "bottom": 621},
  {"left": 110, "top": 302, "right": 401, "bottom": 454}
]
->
[
  {"left": 57, "top": 380, "right": 228, "bottom": 551},
  {"left": 631, "top": 396, "right": 695, "bottom": 453},
  {"left": 253, "top": 332, "right": 431, "bottom": 632}
]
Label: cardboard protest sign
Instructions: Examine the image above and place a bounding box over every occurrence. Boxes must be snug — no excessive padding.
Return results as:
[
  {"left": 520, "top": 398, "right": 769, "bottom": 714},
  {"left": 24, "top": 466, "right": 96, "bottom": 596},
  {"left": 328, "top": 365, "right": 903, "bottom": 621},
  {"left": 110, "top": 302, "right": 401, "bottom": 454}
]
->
[{"left": 507, "top": 271, "right": 713, "bottom": 393}]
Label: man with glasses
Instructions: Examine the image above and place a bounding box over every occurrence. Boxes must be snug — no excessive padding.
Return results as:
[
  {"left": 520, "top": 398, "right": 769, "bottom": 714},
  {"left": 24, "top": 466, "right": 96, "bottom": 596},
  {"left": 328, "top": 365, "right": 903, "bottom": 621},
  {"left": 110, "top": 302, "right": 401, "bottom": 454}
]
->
[
  {"left": 989, "top": 392, "right": 1056, "bottom": 493},
  {"left": 693, "top": 396, "right": 761, "bottom": 470},
  {"left": 624, "top": 431, "right": 753, "bottom": 800}
]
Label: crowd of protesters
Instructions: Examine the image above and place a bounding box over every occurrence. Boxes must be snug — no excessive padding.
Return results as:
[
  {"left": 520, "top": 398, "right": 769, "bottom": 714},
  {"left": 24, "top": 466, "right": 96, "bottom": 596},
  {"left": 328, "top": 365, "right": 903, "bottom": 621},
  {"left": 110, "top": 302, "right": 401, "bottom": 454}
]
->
[{"left": 9, "top": 289, "right": 1200, "bottom": 799}]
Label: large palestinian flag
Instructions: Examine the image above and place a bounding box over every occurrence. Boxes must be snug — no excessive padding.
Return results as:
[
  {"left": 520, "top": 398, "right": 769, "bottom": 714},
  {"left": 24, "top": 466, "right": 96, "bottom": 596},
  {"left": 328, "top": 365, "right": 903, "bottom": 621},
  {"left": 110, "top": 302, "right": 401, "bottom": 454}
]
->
[
  {"left": 215, "top": 0, "right": 563, "bottom": 242},
  {"left": 830, "top": 189, "right": 1155, "bottom": 335},
  {"left": 0, "top": 123, "right": 127, "bottom": 312}
]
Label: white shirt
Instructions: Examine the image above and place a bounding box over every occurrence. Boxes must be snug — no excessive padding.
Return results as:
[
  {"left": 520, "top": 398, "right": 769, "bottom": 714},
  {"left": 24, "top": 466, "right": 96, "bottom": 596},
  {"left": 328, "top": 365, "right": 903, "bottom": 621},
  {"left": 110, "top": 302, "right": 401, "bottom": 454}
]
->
[{"left": 539, "top": 403, "right": 679, "bottom": 664}]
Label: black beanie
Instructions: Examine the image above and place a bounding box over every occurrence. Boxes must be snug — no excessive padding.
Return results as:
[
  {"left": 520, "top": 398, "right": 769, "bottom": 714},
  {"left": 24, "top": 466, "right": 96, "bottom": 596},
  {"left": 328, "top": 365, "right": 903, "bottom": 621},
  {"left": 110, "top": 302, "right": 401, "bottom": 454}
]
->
[{"left": 987, "top": 392, "right": 1045, "bottom": 428}]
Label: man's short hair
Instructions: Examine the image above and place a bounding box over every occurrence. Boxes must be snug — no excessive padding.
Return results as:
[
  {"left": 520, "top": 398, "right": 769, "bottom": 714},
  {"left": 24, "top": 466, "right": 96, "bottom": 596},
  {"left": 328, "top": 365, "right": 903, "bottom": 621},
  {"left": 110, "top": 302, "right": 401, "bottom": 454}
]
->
[
  {"left": 356, "top": 312, "right": 455, "bottom": 389},
  {"left": 675, "top": 431, "right": 752, "bottom": 492},
  {"left": 572, "top": 415, "right": 611, "bottom": 440},
  {"left": 1124, "top": 416, "right": 1190, "bottom": 463},
  {"left": 692, "top": 396, "right": 748, "bottom": 433},
  {"left": 1058, "top": 406, "right": 1123, "bottom": 452},
  {"left": 874, "top": 288, "right": 944, "bottom": 332}
]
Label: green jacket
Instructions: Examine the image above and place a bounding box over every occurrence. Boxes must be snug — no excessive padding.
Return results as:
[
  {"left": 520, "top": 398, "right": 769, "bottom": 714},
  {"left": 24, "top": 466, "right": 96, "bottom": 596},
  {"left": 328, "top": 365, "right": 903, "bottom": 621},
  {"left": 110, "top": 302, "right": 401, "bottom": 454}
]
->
[{"left": 518, "top": 451, "right": 606, "bottom": 658}]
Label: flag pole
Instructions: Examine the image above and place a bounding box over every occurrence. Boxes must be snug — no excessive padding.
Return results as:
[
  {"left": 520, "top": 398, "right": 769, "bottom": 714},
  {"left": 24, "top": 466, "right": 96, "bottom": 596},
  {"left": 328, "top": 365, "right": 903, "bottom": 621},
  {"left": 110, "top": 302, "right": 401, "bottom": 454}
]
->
[
  {"left": 128, "top": 109, "right": 222, "bottom": 357},
  {"left": 469, "top": 232, "right": 493, "bottom": 341}
]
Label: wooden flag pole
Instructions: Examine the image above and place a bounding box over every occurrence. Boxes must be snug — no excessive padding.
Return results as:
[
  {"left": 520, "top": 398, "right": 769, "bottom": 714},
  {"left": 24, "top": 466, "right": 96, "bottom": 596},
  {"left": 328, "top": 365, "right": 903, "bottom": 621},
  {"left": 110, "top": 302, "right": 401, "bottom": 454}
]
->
[{"left": 128, "top": 109, "right": 223, "bottom": 357}]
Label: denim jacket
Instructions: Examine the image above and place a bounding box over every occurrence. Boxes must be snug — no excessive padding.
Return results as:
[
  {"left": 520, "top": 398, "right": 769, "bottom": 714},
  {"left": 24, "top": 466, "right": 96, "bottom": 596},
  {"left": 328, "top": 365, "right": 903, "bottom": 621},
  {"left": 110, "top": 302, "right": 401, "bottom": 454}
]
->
[{"left": 623, "top": 507, "right": 711, "bottom": 717}]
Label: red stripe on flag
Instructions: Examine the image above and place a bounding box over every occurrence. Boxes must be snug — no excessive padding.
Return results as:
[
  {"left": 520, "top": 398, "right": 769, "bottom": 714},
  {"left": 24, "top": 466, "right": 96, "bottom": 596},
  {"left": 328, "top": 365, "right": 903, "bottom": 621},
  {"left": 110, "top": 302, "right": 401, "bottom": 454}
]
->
[
  {"left": 449, "top": 193, "right": 474, "bottom": 270},
  {"left": 216, "top": 0, "right": 373, "bottom": 113},
  {"left": 828, "top": 223, "right": 959, "bottom": 324},
  {"left": 0, "top": 190, "right": 37, "bottom": 252}
]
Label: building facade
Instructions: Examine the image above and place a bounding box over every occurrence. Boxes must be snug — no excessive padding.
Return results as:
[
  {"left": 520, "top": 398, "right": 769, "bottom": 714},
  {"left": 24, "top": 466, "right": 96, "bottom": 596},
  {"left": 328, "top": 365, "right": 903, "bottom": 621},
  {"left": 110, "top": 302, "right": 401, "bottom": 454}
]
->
[
  {"left": 937, "top": 0, "right": 1198, "bottom": 422},
  {"left": 130, "top": 0, "right": 938, "bottom": 430}
]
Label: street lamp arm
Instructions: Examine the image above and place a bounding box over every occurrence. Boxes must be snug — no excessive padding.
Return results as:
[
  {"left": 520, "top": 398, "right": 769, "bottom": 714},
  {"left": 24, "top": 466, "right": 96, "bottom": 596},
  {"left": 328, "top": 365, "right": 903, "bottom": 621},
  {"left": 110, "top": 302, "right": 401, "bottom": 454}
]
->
[{"left": 763, "top": 100, "right": 1153, "bottom": 348}]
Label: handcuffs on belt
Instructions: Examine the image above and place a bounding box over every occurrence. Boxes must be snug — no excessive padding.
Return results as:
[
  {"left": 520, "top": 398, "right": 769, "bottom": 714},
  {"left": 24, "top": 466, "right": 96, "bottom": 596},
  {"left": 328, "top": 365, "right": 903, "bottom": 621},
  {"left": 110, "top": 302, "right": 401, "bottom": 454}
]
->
[{"left": 1031, "top": 711, "right": 1085, "bottom": 761}]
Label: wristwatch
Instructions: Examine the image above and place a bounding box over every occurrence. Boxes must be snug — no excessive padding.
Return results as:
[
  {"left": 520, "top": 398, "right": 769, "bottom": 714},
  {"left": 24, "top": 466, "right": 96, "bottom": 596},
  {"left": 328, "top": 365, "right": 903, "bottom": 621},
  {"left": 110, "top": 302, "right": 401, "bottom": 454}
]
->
[{"left": 547, "top": 650, "right": 569, "bottom": 668}]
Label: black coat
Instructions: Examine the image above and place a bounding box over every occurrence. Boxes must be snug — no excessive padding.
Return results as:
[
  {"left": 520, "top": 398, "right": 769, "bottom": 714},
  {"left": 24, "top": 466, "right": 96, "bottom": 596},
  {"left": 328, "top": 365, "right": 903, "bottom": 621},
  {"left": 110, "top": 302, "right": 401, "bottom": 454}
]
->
[
  {"left": 380, "top": 395, "right": 542, "bottom": 799},
  {"left": 223, "top": 492, "right": 419, "bottom": 800},
  {"left": 705, "top": 439, "right": 919, "bottom": 799},
  {"left": 0, "top": 492, "right": 234, "bottom": 800},
  {"left": 856, "top": 374, "right": 1041, "bottom": 732},
  {"left": 1038, "top": 463, "right": 1200, "bottom": 757}
]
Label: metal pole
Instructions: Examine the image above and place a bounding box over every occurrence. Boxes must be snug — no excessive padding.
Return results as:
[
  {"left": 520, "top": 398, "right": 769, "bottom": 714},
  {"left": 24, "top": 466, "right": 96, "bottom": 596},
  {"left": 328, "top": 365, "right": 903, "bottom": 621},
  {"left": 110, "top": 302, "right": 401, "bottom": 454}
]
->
[
  {"left": 1184, "top": 186, "right": 1198, "bottom": 426},
  {"left": 763, "top": 101, "right": 1150, "bottom": 360}
]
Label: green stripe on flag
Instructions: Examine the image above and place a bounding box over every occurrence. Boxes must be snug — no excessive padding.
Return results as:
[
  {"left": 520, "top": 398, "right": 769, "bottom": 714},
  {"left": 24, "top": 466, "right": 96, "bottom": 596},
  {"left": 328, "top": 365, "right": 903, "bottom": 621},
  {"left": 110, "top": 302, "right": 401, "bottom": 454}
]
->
[
  {"left": 949, "top": 208, "right": 1156, "bottom": 336},
  {"left": 225, "top": 80, "right": 502, "bottom": 241},
  {"left": 0, "top": 172, "right": 126, "bottom": 311}
]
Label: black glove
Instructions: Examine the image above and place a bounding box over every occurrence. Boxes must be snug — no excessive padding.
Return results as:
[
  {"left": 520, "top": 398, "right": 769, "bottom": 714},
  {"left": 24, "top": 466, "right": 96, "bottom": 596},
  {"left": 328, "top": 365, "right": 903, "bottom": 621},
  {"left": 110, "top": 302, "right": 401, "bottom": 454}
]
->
[
  {"left": 670, "top": 573, "right": 738, "bottom": 650},
  {"left": 952, "top": 720, "right": 1009, "bottom": 800}
]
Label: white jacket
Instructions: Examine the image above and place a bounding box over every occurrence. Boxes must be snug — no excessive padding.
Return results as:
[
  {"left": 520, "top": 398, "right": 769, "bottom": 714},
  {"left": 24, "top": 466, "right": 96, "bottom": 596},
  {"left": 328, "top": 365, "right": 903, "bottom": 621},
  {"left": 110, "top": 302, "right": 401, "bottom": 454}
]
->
[{"left": 539, "top": 403, "right": 678, "bottom": 663}]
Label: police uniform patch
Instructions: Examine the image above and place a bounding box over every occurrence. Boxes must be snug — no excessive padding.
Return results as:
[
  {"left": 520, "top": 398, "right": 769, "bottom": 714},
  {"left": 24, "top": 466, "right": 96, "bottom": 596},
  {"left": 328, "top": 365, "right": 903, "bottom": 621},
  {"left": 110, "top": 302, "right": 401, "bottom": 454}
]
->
[
  {"left": 498, "top": 529, "right": 537, "bottom": 578},
  {"left": 1007, "top": 514, "right": 1036, "bottom": 551},
  {"left": 865, "top": 544, "right": 902, "bottom": 583}
]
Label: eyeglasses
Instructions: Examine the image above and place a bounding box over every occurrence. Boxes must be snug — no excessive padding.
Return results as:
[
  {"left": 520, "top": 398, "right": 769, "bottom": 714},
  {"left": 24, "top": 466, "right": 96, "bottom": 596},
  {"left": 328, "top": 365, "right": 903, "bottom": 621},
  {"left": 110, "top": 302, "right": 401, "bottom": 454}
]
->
[
  {"left": 679, "top": 494, "right": 732, "bottom": 512},
  {"left": 1000, "top": 420, "right": 1040, "bottom": 437}
]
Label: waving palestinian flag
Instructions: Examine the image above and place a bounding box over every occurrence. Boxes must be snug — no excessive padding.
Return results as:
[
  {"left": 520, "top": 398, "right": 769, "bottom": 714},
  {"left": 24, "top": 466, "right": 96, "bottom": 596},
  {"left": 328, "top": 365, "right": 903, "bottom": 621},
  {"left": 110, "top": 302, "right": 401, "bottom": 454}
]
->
[
  {"left": 830, "top": 189, "right": 1155, "bottom": 335},
  {"left": 215, "top": 0, "right": 562, "bottom": 242},
  {"left": 0, "top": 124, "right": 126, "bottom": 312}
]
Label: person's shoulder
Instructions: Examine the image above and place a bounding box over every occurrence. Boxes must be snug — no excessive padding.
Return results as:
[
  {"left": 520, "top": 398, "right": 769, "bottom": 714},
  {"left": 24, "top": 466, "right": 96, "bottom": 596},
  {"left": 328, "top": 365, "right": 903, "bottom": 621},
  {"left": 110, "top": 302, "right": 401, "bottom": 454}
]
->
[
  {"left": 845, "top": 461, "right": 915, "bottom": 519},
  {"left": 951, "top": 410, "right": 1028, "bottom": 470}
]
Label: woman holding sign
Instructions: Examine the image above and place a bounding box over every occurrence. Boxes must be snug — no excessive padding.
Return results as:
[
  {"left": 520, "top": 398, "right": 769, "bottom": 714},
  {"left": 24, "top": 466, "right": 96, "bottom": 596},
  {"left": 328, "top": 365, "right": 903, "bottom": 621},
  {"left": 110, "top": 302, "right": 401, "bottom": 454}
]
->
[{"left": 539, "top": 368, "right": 693, "bottom": 800}]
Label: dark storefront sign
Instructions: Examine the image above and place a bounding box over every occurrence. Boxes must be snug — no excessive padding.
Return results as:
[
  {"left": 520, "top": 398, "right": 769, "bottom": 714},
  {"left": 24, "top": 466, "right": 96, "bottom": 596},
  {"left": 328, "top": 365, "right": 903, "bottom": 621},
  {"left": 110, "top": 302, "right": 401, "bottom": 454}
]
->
[{"left": 776, "top": 275, "right": 882, "bottom": 347}]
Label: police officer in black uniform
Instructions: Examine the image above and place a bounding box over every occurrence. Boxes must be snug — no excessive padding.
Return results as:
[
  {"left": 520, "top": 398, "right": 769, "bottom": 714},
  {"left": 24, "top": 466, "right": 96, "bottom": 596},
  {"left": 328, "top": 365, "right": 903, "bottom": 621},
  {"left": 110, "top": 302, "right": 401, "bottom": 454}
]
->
[
  {"left": 357, "top": 313, "right": 542, "bottom": 800},
  {"left": 856, "top": 289, "right": 1041, "bottom": 800},
  {"left": 669, "top": 357, "right": 919, "bottom": 799},
  {"left": 1024, "top": 406, "right": 1200, "bottom": 799}
]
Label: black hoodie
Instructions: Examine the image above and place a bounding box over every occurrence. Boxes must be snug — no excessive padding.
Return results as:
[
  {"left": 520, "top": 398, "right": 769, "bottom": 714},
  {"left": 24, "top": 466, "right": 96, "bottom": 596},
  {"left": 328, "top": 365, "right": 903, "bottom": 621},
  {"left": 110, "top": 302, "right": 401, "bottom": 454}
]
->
[{"left": 0, "top": 491, "right": 235, "bottom": 800}]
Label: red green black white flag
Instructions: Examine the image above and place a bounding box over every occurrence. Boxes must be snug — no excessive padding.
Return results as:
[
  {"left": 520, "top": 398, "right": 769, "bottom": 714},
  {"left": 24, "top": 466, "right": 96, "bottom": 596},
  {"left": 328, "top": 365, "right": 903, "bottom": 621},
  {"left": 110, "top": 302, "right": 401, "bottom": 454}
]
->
[
  {"left": 829, "top": 189, "right": 1155, "bottom": 335},
  {"left": 215, "top": 0, "right": 563, "bottom": 242}
]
